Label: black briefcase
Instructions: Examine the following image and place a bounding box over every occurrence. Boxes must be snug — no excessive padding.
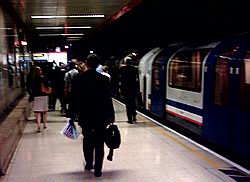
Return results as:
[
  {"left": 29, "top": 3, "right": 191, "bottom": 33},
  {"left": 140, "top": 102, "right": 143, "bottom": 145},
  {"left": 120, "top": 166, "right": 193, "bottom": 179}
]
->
[{"left": 105, "top": 123, "right": 121, "bottom": 161}]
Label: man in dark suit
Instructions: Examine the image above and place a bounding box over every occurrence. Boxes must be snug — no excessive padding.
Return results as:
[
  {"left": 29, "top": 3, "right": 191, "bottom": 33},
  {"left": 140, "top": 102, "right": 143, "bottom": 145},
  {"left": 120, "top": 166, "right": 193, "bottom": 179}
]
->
[
  {"left": 69, "top": 54, "right": 115, "bottom": 177},
  {"left": 119, "top": 56, "right": 140, "bottom": 124}
]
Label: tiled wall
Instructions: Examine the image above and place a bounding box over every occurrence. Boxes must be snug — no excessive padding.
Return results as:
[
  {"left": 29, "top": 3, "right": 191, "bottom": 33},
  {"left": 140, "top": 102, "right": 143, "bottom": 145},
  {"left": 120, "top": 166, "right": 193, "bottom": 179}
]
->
[{"left": 0, "top": 6, "right": 23, "bottom": 113}]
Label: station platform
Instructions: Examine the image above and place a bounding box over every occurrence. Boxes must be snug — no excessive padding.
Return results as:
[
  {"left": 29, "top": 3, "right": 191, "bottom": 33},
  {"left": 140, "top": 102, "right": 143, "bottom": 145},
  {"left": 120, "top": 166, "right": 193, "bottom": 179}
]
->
[{"left": 0, "top": 100, "right": 248, "bottom": 182}]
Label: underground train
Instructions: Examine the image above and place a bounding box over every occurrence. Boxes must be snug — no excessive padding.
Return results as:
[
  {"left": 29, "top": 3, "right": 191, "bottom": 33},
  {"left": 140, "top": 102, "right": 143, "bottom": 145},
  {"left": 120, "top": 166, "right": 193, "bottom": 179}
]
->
[{"left": 108, "top": 34, "right": 250, "bottom": 168}]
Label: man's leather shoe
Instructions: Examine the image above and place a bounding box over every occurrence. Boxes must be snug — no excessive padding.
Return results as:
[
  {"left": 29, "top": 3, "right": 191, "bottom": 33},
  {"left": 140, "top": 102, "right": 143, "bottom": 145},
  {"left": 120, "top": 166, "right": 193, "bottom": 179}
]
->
[
  {"left": 94, "top": 171, "right": 102, "bottom": 177},
  {"left": 84, "top": 164, "right": 93, "bottom": 170},
  {"left": 127, "top": 121, "right": 133, "bottom": 124}
]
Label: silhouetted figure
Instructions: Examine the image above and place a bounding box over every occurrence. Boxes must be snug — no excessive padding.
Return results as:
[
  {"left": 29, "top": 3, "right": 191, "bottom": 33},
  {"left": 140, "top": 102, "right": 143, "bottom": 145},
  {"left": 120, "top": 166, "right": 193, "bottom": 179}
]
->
[
  {"left": 31, "top": 66, "right": 50, "bottom": 132},
  {"left": 53, "top": 63, "right": 67, "bottom": 113},
  {"left": 119, "top": 56, "right": 139, "bottom": 124},
  {"left": 69, "top": 54, "right": 115, "bottom": 177},
  {"left": 26, "top": 64, "right": 34, "bottom": 102},
  {"left": 101, "top": 65, "right": 111, "bottom": 81}
]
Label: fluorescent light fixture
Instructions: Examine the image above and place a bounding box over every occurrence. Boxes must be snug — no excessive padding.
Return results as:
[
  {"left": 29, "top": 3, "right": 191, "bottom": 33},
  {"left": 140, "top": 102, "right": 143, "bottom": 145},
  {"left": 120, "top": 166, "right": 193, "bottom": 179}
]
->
[
  {"left": 3, "top": 34, "right": 18, "bottom": 37},
  {"left": 31, "top": 14, "right": 104, "bottom": 19},
  {"left": 36, "top": 27, "right": 63, "bottom": 30},
  {"left": 67, "top": 37, "right": 82, "bottom": 39},
  {"left": 66, "top": 26, "right": 91, "bottom": 29},
  {"left": 68, "top": 15, "right": 104, "bottom": 18},
  {"left": 0, "top": 27, "right": 13, "bottom": 30},
  {"left": 21, "top": 41, "right": 28, "bottom": 46},
  {"left": 39, "top": 33, "right": 84, "bottom": 36},
  {"left": 31, "top": 15, "right": 67, "bottom": 19},
  {"left": 55, "top": 47, "right": 61, "bottom": 52},
  {"left": 39, "top": 34, "right": 61, "bottom": 36},
  {"left": 61, "top": 33, "right": 84, "bottom": 36},
  {"left": 67, "top": 39, "right": 80, "bottom": 41},
  {"left": 36, "top": 26, "right": 91, "bottom": 29}
]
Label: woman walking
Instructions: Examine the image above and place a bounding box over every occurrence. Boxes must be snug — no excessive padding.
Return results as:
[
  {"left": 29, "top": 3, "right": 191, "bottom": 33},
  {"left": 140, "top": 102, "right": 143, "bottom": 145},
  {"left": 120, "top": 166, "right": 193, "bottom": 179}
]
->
[{"left": 31, "top": 66, "right": 51, "bottom": 132}]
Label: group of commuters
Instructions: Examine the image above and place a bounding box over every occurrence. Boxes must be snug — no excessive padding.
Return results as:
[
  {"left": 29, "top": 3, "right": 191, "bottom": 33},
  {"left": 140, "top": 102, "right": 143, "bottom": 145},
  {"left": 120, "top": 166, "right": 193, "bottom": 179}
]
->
[{"left": 27, "top": 53, "right": 139, "bottom": 177}]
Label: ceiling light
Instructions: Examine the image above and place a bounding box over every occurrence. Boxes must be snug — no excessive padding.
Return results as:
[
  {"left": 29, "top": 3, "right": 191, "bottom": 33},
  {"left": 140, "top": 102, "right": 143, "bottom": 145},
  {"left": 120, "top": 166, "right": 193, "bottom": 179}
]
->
[
  {"left": 36, "top": 27, "right": 63, "bottom": 30},
  {"left": 39, "top": 33, "right": 84, "bottom": 36},
  {"left": 61, "top": 33, "right": 84, "bottom": 36},
  {"left": 67, "top": 38, "right": 80, "bottom": 41},
  {"left": 68, "top": 15, "right": 104, "bottom": 18},
  {"left": 0, "top": 27, "right": 13, "bottom": 30},
  {"left": 31, "top": 15, "right": 67, "bottom": 19},
  {"left": 36, "top": 26, "right": 91, "bottom": 29},
  {"left": 21, "top": 41, "right": 28, "bottom": 46},
  {"left": 31, "top": 15, "right": 104, "bottom": 19},
  {"left": 65, "top": 26, "right": 91, "bottom": 29},
  {"left": 3, "top": 35, "right": 18, "bottom": 37},
  {"left": 67, "top": 37, "right": 82, "bottom": 39},
  {"left": 39, "top": 34, "right": 61, "bottom": 36}
]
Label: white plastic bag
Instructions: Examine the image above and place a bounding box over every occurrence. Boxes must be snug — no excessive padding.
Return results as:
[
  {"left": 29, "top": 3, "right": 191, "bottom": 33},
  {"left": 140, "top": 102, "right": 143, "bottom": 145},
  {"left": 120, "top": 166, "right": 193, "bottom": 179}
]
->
[{"left": 60, "top": 118, "right": 80, "bottom": 140}]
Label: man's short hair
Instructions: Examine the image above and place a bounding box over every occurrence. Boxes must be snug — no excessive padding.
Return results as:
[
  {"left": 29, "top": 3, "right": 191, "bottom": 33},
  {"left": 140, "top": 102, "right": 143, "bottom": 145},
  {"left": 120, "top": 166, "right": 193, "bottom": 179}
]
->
[
  {"left": 102, "top": 65, "right": 108, "bottom": 72},
  {"left": 68, "top": 62, "right": 76, "bottom": 69},
  {"left": 124, "top": 56, "right": 132, "bottom": 65},
  {"left": 86, "top": 54, "right": 100, "bottom": 69}
]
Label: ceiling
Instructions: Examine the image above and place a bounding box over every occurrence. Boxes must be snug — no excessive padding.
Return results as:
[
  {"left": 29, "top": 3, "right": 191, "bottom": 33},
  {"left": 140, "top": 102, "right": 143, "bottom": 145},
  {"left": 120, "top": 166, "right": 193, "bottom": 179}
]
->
[
  {"left": 3, "top": 0, "right": 250, "bottom": 59},
  {"left": 4, "top": 0, "right": 139, "bottom": 52}
]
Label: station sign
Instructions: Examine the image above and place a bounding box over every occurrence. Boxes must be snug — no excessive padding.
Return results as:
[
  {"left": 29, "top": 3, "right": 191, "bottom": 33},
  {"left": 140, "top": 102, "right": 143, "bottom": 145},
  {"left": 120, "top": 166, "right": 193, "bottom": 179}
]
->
[{"left": 32, "top": 53, "right": 48, "bottom": 61}]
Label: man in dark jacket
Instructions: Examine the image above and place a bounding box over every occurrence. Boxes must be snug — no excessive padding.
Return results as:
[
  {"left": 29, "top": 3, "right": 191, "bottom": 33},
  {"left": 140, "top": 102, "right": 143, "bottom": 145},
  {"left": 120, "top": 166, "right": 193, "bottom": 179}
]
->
[
  {"left": 69, "top": 54, "right": 115, "bottom": 177},
  {"left": 119, "top": 56, "right": 140, "bottom": 124}
]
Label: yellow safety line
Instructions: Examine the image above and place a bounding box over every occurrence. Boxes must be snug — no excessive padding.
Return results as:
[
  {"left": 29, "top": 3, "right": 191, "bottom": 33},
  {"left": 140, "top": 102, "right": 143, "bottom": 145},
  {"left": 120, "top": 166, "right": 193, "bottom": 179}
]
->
[{"left": 145, "top": 122, "right": 221, "bottom": 168}]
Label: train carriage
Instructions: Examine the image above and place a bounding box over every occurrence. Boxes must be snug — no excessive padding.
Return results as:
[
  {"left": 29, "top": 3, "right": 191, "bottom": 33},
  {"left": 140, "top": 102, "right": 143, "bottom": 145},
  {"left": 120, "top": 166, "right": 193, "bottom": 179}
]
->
[{"left": 111, "top": 35, "right": 250, "bottom": 167}]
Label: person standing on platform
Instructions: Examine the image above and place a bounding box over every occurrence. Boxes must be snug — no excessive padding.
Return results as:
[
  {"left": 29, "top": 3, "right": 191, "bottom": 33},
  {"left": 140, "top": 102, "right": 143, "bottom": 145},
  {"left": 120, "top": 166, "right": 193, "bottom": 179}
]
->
[
  {"left": 119, "top": 56, "right": 140, "bottom": 124},
  {"left": 101, "top": 65, "right": 111, "bottom": 81},
  {"left": 69, "top": 54, "right": 115, "bottom": 177},
  {"left": 53, "top": 63, "right": 67, "bottom": 113},
  {"left": 64, "top": 61, "right": 78, "bottom": 116},
  {"left": 31, "top": 66, "right": 50, "bottom": 132}
]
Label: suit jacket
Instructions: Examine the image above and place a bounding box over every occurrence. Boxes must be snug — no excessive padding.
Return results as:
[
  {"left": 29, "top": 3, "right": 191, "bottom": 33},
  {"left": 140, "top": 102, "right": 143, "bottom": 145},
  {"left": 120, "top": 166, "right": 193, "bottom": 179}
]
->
[
  {"left": 69, "top": 69, "right": 115, "bottom": 131},
  {"left": 119, "top": 65, "right": 139, "bottom": 96}
]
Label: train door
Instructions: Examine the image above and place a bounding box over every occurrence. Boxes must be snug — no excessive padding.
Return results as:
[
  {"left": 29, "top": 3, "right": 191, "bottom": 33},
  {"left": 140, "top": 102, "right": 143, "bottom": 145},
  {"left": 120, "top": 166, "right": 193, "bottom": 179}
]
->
[
  {"left": 231, "top": 46, "right": 250, "bottom": 163},
  {"left": 202, "top": 39, "right": 250, "bottom": 160},
  {"left": 151, "top": 49, "right": 167, "bottom": 118},
  {"left": 138, "top": 47, "right": 161, "bottom": 108},
  {"left": 150, "top": 45, "right": 184, "bottom": 118},
  {"left": 145, "top": 48, "right": 163, "bottom": 110},
  {"left": 203, "top": 44, "right": 238, "bottom": 149}
]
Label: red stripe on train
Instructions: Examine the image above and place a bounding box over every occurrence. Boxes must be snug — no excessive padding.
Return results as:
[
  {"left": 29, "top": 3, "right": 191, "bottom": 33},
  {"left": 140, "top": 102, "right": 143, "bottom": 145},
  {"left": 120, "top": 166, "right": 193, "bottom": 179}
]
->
[{"left": 166, "top": 109, "right": 203, "bottom": 126}]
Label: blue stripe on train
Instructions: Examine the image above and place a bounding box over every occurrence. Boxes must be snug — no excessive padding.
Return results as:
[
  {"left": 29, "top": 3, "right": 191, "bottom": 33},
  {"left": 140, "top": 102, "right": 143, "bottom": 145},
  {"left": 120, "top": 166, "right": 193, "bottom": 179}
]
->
[{"left": 166, "top": 99, "right": 203, "bottom": 116}]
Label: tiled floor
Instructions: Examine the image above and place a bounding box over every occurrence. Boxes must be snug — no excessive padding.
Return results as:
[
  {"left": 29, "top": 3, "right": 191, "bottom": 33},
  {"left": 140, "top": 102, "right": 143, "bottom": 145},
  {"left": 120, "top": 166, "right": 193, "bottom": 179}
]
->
[{"left": 0, "top": 100, "right": 243, "bottom": 181}]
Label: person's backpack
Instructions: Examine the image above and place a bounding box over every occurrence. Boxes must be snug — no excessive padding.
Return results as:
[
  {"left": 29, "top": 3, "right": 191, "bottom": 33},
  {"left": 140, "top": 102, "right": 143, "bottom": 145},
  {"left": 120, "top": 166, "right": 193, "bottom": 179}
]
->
[{"left": 105, "top": 123, "right": 121, "bottom": 161}]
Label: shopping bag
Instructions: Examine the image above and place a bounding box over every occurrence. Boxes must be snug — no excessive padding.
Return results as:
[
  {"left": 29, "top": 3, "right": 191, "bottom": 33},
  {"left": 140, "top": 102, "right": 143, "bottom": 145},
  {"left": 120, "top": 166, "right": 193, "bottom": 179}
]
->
[{"left": 60, "top": 119, "right": 80, "bottom": 140}]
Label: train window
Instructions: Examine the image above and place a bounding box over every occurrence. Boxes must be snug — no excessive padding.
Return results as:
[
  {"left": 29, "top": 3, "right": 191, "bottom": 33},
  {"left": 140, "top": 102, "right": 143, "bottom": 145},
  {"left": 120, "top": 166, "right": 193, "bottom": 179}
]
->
[
  {"left": 152, "top": 63, "right": 160, "bottom": 90},
  {"left": 214, "top": 52, "right": 230, "bottom": 106},
  {"left": 168, "top": 49, "right": 210, "bottom": 92},
  {"left": 240, "top": 51, "right": 250, "bottom": 111}
]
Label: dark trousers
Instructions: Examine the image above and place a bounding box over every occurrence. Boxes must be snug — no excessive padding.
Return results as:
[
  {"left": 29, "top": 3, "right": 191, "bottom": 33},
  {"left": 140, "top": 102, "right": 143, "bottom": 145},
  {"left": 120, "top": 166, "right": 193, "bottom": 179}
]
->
[
  {"left": 49, "top": 92, "right": 66, "bottom": 111},
  {"left": 82, "top": 129, "right": 105, "bottom": 172},
  {"left": 124, "top": 93, "right": 137, "bottom": 122},
  {"left": 49, "top": 93, "right": 56, "bottom": 110},
  {"left": 58, "top": 93, "right": 66, "bottom": 111}
]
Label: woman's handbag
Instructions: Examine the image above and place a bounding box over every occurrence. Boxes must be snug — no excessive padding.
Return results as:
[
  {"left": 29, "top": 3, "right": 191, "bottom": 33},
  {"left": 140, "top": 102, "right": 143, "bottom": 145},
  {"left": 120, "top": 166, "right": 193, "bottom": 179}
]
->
[
  {"left": 41, "top": 83, "right": 52, "bottom": 94},
  {"left": 105, "top": 123, "right": 121, "bottom": 161}
]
